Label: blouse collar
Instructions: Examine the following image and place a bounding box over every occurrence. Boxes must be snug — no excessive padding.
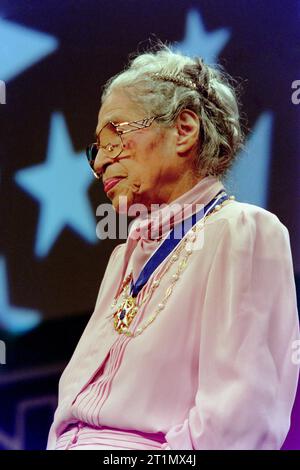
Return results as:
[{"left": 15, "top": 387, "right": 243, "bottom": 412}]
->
[{"left": 128, "top": 175, "right": 225, "bottom": 241}]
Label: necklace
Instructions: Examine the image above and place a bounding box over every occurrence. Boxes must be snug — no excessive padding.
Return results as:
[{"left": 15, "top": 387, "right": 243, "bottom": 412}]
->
[{"left": 110, "top": 193, "right": 235, "bottom": 337}]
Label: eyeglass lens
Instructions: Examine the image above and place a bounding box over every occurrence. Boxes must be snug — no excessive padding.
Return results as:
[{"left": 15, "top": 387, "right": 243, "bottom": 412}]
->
[{"left": 98, "top": 123, "right": 123, "bottom": 158}]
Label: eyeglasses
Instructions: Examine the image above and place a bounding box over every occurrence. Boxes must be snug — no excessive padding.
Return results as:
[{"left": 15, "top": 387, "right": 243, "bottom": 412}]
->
[{"left": 86, "top": 116, "right": 160, "bottom": 179}]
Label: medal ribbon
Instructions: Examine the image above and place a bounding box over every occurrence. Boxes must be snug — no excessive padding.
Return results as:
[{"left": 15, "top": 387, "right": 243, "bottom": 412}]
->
[{"left": 130, "top": 190, "right": 228, "bottom": 297}]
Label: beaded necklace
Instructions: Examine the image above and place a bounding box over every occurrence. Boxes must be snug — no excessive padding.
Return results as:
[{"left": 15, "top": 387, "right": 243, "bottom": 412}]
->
[{"left": 108, "top": 193, "right": 235, "bottom": 337}]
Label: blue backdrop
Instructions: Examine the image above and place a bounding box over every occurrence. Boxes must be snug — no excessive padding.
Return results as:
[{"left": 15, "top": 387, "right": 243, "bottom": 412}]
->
[{"left": 0, "top": 0, "right": 299, "bottom": 450}]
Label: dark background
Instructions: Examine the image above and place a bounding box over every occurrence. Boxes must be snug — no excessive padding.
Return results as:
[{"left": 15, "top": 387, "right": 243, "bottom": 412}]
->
[{"left": 0, "top": 0, "right": 299, "bottom": 450}]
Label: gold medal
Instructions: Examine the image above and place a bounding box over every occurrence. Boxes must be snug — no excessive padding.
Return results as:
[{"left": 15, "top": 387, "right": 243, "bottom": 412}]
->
[
  {"left": 110, "top": 191, "right": 233, "bottom": 337},
  {"left": 113, "top": 295, "right": 138, "bottom": 334}
]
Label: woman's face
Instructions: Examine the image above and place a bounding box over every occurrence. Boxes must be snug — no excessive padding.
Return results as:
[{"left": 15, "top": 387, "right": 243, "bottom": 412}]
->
[{"left": 95, "top": 88, "right": 192, "bottom": 213}]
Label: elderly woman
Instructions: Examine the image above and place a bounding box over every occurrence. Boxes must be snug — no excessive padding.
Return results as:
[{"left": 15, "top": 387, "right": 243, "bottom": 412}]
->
[{"left": 47, "top": 45, "right": 299, "bottom": 450}]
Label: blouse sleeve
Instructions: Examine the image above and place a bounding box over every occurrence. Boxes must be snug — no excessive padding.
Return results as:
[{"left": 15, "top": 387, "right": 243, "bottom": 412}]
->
[
  {"left": 162, "top": 207, "right": 300, "bottom": 450},
  {"left": 94, "top": 243, "right": 124, "bottom": 310}
]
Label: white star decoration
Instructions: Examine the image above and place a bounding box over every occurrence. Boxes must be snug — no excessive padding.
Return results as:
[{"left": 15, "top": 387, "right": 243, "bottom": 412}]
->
[
  {"left": 173, "top": 9, "right": 230, "bottom": 64},
  {"left": 0, "top": 18, "right": 58, "bottom": 333},
  {"left": 0, "top": 257, "right": 41, "bottom": 335},
  {"left": 1, "top": 6, "right": 273, "bottom": 337},
  {"left": 226, "top": 112, "right": 273, "bottom": 208},
  {"left": 14, "top": 113, "right": 97, "bottom": 257},
  {"left": 0, "top": 18, "right": 58, "bottom": 82},
  {"left": 172, "top": 8, "right": 272, "bottom": 208}
]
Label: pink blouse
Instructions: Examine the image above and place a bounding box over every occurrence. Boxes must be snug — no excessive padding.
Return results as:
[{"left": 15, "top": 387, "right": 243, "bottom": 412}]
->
[{"left": 47, "top": 176, "right": 299, "bottom": 450}]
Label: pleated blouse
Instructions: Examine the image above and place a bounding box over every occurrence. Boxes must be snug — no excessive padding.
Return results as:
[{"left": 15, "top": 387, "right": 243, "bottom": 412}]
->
[{"left": 47, "top": 176, "right": 299, "bottom": 450}]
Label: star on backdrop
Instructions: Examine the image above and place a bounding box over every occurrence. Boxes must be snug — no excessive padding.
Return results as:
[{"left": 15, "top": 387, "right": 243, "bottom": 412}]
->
[
  {"left": 173, "top": 8, "right": 272, "bottom": 208},
  {"left": 14, "top": 112, "right": 97, "bottom": 257},
  {"left": 227, "top": 112, "right": 273, "bottom": 208},
  {"left": 0, "top": 17, "right": 58, "bottom": 82},
  {"left": 1, "top": 5, "right": 274, "bottom": 336},
  {"left": 172, "top": 8, "right": 230, "bottom": 64},
  {"left": 0, "top": 18, "right": 59, "bottom": 334},
  {"left": 0, "top": 257, "right": 41, "bottom": 335}
]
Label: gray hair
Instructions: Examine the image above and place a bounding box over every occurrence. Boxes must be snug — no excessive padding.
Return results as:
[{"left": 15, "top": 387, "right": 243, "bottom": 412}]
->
[{"left": 101, "top": 43, "right": 244, "bottom": 179}]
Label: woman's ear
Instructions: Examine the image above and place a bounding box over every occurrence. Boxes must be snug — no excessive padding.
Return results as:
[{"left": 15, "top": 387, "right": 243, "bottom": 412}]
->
[{"left": 175, "top": 109, "right": 200, "bottom": 156}]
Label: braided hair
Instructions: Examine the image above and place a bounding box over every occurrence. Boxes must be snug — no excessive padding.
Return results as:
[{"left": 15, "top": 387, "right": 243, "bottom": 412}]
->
[{"left": 101, "top": 43, "right": 244, "bottom": 179}]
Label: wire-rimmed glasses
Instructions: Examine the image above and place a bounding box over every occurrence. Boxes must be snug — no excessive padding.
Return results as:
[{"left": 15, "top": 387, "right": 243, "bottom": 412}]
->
[{"left": 86, "top": 116, "right": 160, "bottom": 178}]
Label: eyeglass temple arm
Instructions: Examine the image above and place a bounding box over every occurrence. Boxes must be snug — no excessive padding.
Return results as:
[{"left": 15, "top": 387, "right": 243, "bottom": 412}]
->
[{"left": 113, "top": 117, "right": 157, "bottom": 134}]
